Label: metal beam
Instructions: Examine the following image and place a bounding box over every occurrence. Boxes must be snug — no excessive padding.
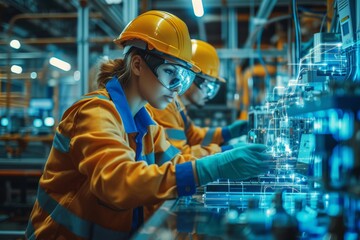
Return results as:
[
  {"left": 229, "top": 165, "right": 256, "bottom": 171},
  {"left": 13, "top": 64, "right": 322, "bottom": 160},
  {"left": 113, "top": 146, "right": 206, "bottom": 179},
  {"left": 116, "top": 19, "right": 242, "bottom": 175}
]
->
[
  {"left": 95, "top": 20, "right": 117, "bottom": 37},
  {"left": 0, "top": 37, "right": 113, "bottom": 45},
  {"left": 92, "top": 0, "right": 125, "bottom": 33},
  {"left": 228, "top": 7, "right": 237, "bottom": 48},
  {"left": 68, "top": 0, "right": 117, "bottom": 37},
  {"left": 0, "top": 73, "right": 42, "bottom": 80},
  {"left": 243, "top": 0, "right": 278, "bottom": 48},
  {"left": 0, "top": 52, "right": 48, "bottom": 59},
  {"left": 227, "top": 7, "right": 238, "bottom": 111},
  {"left": 152, "top": 0, "right": 326, "bottom": 8},
  {"left": 6, "top": 12, "right": 103, "bottom": 35},
  {"left": 78, "top": 0, "right": 89, "bottom": 95},
  {"left": 256, "top": 0, "right": 278, "bottom": 20},
  {"left": 201, "top": 13, "right": 255, "bottom": 22},
  {"left": 217, "top": 48, "right": 287, "bottom": 59},
  {"left": 123, "top": 0, "right": 138, "bottom": 23},
  {"left": 197, "top": 18, "right": 207, "bottom": 41}
]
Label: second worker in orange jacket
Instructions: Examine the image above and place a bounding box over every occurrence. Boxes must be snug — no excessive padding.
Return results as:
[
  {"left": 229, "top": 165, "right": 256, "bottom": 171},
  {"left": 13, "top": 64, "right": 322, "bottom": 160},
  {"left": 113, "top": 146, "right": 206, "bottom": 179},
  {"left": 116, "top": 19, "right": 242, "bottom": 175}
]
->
[{"left": 147, "top": 39, "right": 248, "bottom": 158}]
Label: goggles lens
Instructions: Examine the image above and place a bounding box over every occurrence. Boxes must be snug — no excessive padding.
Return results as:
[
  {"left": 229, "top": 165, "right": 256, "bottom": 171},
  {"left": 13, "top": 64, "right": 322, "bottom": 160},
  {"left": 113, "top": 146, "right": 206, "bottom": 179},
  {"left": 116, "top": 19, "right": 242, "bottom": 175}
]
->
[
  {"left": 140, "top": 52, "right": 195, "bottom": 95},
  {"left": 194, "top": 75, "right": 221, "bottom": 100}
]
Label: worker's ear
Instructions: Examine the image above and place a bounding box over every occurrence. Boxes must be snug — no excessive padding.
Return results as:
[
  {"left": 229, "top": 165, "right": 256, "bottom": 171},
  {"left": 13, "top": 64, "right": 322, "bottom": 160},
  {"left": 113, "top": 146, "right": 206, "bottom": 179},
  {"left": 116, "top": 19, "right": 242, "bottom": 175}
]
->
[{"left": 131, "top": 54, "right": 142, "bottom": 77}]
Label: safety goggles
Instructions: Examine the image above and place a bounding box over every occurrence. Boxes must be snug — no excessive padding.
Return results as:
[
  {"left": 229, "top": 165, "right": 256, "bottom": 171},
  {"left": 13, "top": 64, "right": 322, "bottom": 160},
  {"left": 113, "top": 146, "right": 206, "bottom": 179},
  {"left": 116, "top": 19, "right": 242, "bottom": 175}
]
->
[
  {"left": 139, "top": 51, "right": 196, "bottom": 95},
  {"left": 193, "top": 74, "right": 221, "bottom": 100}
]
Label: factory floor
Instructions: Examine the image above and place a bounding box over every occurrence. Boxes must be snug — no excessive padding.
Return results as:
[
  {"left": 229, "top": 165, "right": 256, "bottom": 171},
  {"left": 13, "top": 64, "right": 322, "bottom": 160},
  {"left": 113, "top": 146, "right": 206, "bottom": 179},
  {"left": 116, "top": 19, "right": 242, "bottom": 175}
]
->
[
  {"left": 0, "top": 156, "right": 44, "bottom": 240},
  {"left": 0, "top": 210, "right": 28, "bottom": 240},
  {"left": 0, "top": 180, "right": 35, "bottom": 240}
]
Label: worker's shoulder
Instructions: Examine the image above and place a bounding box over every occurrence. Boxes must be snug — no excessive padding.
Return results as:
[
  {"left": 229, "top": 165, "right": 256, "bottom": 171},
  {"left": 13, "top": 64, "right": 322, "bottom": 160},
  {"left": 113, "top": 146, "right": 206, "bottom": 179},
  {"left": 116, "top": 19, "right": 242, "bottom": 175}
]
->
[
  {"left": 80, "top": 89, "right": 111, "bottom": 102},
  {"left": 72, "top": 89, "right": 114, "bottom": 109},
  {"left": 62, "top": 89, "right": 114, "bottom": 117}
]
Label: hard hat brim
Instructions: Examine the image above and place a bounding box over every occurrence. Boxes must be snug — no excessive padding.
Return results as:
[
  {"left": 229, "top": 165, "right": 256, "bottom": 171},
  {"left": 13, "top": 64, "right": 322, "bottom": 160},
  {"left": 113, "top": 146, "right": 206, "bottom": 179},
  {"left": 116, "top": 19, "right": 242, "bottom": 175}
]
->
[
  {"left": 216, "top": 76, "right": 226, "bottom": 83},
  {"left": 114, "top": 37, "right": 200, "bottom": 73}
]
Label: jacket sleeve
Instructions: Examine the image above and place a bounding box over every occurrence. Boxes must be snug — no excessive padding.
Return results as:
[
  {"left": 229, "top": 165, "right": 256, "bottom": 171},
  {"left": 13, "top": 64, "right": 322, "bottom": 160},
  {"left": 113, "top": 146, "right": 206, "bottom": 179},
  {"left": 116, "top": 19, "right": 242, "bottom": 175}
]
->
[
  {"left": 150, "top": 123, "right": 199, "bottom": 196},
  {"left": 71, "top": 99, "right": 197, "bottom": 210},
  {"left": 180, "top": 106, "right": 224, "bottom": 146},
  {"left": 146, "top": 103, "right": 223, "bottom": 158}
]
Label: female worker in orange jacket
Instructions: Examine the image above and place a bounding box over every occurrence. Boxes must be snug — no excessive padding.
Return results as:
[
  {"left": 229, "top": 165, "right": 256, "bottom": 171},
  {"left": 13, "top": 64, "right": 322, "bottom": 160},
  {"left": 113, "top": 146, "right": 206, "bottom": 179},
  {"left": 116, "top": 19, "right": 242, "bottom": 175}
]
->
[{"left": 26, "top": 10, "right": 269, "bottom": 240}]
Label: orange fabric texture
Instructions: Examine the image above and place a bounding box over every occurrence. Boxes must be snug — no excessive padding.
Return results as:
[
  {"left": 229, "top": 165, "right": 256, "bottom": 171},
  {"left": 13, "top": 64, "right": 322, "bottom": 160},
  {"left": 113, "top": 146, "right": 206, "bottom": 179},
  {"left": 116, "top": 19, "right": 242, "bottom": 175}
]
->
[
  {"left": 146, "top": 97, "right": 224, "bottom": 158},
  {"left": 27, "top": 89, "right": 196, "bottom": 239}
]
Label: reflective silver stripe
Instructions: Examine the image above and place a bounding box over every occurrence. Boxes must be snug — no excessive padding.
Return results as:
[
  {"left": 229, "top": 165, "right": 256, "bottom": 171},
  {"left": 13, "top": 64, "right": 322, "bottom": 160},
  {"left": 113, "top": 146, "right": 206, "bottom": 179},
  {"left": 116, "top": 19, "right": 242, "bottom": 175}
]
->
[
  {"left": 180, "top": 111, "right": 189, "bottom": 131},
  {"left": 36, "top": 186, "right": 129, "bottom": 239},
  {"left": 81, "top": 95, "right": 109, "bottom": 100},
  {"left": 144, "top": 152, "right": 155, "bottom": 165},
  {"left": 201, "top": 128, "right": 216, "bottom": 146},
  {"left": 53, "top": 131, "right": 71, "bottom": 153},
  {"left": 155, "top": 145, "right": 180, "bottom": 166},
  {"left": 165, "top": 128, "right": 186, "bottom": 141},
  {"left": 25, "top": 220, "right": 36, "bottom": 240}
]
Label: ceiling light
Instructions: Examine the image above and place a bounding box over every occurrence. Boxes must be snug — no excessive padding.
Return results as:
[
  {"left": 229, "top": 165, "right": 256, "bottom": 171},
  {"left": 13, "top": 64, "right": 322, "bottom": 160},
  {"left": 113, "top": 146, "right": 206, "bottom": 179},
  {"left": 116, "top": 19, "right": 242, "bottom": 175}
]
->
[
  {"left": 74, "top": 70, "right": 81, "bottom": 81},
  {"left": 1, "top": 118, "right": 9, "bottom": 127},
  {"left": 49, "top": 57, "right": 71, "bottom": 71},
  {"left": 10, "top": 39, "right": 21, "bottom": 49},
  {"left": 48, "top": 78, "right": 57, "bottom": 87},
  {"left": 33, "top": 118, "right": 43, "bottom": 128},
  {"left": 30, "top": 72, "right": 37, "bottom": 79},
  {"left": 11, "top": 65, "right": 22, "bottom": 74},
  {"left": 105, "top": 0, "right": 122, "bottom": 4},
  {"left": 44, "top": 117, "right": 55, "bottom": 127},
  {"left": 192, "top": 0, "right": 204, "bottom": 17}
]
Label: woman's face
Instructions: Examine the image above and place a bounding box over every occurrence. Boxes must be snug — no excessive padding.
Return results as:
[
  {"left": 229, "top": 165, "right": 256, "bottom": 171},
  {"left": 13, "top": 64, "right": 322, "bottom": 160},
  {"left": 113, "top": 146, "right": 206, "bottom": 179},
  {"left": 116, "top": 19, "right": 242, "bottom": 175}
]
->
[
  {"left": 184, "top": 84, "right": 207, "bottom": 107},
  {"left": 138, "top": 57, "right": 179, "bottom": 109}
]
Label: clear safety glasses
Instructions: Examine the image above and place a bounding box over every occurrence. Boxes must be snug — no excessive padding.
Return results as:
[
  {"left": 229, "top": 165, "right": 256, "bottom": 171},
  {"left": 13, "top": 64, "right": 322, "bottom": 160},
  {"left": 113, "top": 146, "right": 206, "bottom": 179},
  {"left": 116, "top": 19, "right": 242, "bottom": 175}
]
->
[
  {"left": 193, "top": 74, "right": 221, "bottom": 100},
  {"left": 139, "top": 51, "right": 196, "bottom": 95}
]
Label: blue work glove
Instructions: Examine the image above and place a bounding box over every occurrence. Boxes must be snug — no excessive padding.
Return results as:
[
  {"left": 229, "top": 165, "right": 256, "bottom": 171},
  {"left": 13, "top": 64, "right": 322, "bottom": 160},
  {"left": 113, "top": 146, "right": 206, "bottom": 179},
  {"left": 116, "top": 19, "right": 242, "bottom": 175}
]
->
[
  {"left": 222, "top": 120, "right": 248, "bottom": 141},
  {"left": 195, "top": 144, "right": 270, "bottom": 186},
  {"left": 221, "top": 142, "right": 248, "bottom": 152}
]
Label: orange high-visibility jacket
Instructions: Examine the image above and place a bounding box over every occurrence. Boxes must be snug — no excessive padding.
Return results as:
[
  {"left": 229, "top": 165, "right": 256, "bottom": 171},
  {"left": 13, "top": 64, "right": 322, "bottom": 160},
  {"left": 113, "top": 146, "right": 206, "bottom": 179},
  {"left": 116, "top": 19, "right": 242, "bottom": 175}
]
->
[
  {"left": 26, "top": 78, "right": 197, "bottom": 240},
  {"left": 146, "top": 97, "right": 228, "bottom": 158}
]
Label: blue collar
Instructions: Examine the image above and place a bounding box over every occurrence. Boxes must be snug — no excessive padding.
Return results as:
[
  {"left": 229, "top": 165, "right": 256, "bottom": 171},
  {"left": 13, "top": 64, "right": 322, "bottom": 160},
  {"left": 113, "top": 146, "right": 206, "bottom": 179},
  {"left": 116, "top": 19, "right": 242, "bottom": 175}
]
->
[
  {"left": 106, "top": 77, "right": 155, "bottom": 134},
  {"left": 134, "top": 107, "right": 156, "bottom": 134}
]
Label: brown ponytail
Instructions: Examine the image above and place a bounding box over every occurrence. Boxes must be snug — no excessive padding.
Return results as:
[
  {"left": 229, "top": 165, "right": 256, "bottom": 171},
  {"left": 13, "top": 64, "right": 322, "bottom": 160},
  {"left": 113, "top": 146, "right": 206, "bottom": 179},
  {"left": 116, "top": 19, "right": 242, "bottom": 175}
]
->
[
  {"left": 97, "top": 49, "right": 140, "bottom": 89},
  {"left": 97, "top": 59, "right": 125, "bottom": 89}
]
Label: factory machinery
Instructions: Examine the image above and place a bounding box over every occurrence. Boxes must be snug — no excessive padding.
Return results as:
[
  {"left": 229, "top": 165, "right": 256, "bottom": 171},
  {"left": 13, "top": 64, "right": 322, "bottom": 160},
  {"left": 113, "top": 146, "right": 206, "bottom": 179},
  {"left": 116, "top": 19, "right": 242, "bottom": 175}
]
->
[
  {"left": 203, "top": 0, "right": 360, "bottom": 238},
  {"left": 134, "top": 0, "right": 360, "bottom": 239}
]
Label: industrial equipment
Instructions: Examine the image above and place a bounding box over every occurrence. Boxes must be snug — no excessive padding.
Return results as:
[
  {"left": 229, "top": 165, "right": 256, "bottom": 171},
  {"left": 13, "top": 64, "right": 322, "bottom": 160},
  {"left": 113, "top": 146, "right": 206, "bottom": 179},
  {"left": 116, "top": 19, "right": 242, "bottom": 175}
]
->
[{"left": 200, "top": 0, "right": 360, "bottom": 238}]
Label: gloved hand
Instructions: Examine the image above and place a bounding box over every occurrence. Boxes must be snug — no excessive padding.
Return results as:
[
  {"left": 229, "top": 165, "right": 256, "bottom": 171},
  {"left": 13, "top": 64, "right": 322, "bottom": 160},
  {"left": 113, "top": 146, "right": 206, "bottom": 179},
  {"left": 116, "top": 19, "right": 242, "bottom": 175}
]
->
[
  {"left": 223, "top": 120, "right": 248, "bottom": 141},
  {"left": 220, "top": 141, "right": 247, "bottom": 152},
  {"left": 195, "top": 144, "right": 270, "bottom": 186},
  {"left": 231, "top": 142, "right": 248, "bottom": 149}
]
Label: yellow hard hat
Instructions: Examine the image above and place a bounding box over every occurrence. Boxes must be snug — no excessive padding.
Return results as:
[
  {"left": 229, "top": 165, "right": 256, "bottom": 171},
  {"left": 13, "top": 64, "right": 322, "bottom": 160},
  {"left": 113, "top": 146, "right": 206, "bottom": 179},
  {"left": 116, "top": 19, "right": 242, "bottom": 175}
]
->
[
  {"left": 114, "top": 10, "right": 200, "bottom": 72},
  {"left": 191, "top": 39, "right": 225, "bottom": 83}
]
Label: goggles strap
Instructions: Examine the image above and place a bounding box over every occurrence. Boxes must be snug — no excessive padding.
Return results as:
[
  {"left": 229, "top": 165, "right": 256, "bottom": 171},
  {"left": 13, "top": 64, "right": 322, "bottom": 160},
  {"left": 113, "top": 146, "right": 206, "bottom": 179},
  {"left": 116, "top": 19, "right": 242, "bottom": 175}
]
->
[
  {"left": 193, "top": 76, "right": 206, "bottom": 89},
  {"left": 137, "top": 50, "right": 195, "bottom": 95},
  {"left": 138, "top": 50, "right": 165, "bottom": 78}
]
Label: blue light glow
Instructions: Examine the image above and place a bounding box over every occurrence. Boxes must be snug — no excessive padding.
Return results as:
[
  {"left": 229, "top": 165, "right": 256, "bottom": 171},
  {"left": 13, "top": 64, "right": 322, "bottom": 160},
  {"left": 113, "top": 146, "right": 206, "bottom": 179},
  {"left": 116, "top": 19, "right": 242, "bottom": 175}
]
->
[
  {"left": 44, "top": 117, "right": 55, "bottom": 127},
  {"left": 1, "top": 118, "right": 9, "bottom": 126},
  {"left": 33, "top": 119, "right": 43, "bottom": 128},
  {"left": 338, "top": 112, "right": 353, "bottom": 140}
]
